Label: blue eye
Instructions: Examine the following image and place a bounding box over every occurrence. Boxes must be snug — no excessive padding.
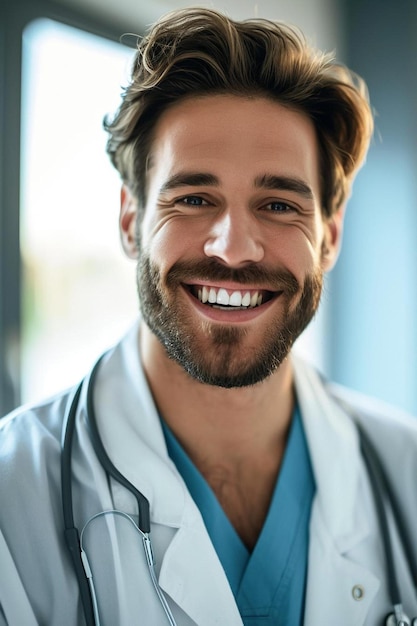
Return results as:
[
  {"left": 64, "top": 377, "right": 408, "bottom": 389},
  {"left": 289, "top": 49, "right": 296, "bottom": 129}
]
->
[
  {"left": 266, "top": 201, "right": 294, "bottom": 212},
  {"left": 180, "top": 196, "right": 207, "bottom": 206}
]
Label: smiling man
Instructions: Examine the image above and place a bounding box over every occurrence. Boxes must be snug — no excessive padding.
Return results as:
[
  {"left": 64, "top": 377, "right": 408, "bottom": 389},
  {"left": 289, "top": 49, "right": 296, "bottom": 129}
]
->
[
  {"left": 131, "top": 96, "right": 327, "bottom": 391},
  {"left": 1, "top": 8, "right": 417, "bottom": 626}
]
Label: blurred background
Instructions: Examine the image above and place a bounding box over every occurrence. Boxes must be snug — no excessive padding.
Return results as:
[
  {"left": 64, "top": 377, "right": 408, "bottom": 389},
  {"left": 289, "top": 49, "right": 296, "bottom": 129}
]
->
[{"left": 1, "top": 0, "right": 416, "bottom": 415}]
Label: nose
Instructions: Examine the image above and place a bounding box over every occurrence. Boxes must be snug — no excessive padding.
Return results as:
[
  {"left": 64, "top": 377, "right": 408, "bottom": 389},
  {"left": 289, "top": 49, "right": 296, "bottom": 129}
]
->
[{"left": 203, "top": 209, "right": 265, "bottom": 267}]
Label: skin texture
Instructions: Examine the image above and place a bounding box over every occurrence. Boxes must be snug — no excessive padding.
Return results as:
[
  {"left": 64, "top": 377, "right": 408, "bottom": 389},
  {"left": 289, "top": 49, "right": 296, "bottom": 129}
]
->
[{"left": 120, "top": 94, "right": 344, "bottom": 549}]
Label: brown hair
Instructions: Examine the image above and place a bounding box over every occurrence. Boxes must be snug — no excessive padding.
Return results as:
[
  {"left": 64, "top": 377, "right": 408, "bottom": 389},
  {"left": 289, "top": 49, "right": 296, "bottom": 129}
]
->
[{"left": 104, "top": 8, "right": 373, "bottom": 218}]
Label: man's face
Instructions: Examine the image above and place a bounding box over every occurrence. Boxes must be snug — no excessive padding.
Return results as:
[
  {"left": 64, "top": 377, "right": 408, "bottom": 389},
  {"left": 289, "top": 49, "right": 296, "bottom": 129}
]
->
[{"left": 122, "top": 95, "right": 342, "bottom": 388}]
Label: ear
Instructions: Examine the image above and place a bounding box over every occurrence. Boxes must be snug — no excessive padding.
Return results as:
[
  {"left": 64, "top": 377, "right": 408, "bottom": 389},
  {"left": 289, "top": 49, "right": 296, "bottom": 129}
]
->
[
  {"left": 321, "top": 206, "right": 345, "bottom": 272},
  {"left": 119, "top": 184, "right": 139, "bottom": 259}
]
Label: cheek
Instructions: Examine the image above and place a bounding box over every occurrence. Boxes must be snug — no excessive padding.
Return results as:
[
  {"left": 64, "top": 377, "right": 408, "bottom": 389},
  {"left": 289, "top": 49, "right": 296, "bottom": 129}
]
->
[
  {"left": 143, "top": 218, "right": 200, "bottom": 271},
  {"left": 267, "top": 227, "right": 322, "bottom": 279}
]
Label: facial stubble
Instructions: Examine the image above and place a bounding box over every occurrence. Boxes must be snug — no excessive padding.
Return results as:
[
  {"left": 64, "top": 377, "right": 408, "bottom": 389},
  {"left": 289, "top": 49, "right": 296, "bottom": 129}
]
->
[{"left": 136, "top": 249, "right": 323, "bottom": 388}]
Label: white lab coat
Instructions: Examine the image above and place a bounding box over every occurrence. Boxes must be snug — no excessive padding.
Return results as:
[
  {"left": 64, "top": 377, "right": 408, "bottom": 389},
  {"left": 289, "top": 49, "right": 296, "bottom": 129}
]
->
[{"left": 0, "top": 322, "right": 417, "bottom": 625}]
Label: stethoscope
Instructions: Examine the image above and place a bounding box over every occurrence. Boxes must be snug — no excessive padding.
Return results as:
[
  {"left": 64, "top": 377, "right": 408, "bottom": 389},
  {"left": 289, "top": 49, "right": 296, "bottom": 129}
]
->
[
  {"left": 357, "top": 423, "right": 417, "bottom": 625},
  {"left": 61, "top": 355, "right": 417, "bottom": 626},
  {"left": 61, "top": 355, "right": 177, "bottom": 626}
]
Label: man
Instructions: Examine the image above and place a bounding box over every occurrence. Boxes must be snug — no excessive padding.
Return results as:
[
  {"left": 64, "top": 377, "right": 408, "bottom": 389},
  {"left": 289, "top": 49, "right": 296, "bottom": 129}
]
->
[{"left": 1, "top": 7, "right": 416, "bottom": 626}]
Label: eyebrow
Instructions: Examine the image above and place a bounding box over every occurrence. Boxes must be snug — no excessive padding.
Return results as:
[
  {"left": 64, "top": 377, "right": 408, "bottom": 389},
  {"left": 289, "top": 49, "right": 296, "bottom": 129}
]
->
[
  {"left": 255, "top": 174, "right": 314, "bottom": 199},
  {"left": 159, "top": 171, "right": 314, "bottom": 200},
  {"left": 159, "top": 172, "right": 219, "bottom": 193}
]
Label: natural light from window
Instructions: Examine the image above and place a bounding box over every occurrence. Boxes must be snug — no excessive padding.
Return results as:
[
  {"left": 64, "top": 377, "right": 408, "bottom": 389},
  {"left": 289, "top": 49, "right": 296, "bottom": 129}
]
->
[{"left": 20, "top": 19, "right": 137, "bottom": 403}]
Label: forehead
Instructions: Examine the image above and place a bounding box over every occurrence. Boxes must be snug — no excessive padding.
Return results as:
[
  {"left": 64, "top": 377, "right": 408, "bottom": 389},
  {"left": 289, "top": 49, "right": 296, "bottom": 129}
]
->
[{"left": 147, "top": 94, "right": 321, "bottom": 195}]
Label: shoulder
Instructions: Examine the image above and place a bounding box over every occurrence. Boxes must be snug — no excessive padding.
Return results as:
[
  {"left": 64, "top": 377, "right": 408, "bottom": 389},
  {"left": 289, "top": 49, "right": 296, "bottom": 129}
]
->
[
  {"left": 0, "top": 389, "right": 76, "bottom": 556},
  {"left": 325, "top": 380, "right": 417, "bottom": 507},
  {"left": 0, "top": 388, "right": 74, "bottom": 485},
  {"left": 292, "top": 354, "right": 417, "bottom": 455},
  {"left": 1, "top": 388, "right": 73, "bottom": 440},
  {"left": 327, "top": 381, "right": 417, "bottom": 441},
  {"left": 0, "top": 390, "right": 84, "bottom": 624}
]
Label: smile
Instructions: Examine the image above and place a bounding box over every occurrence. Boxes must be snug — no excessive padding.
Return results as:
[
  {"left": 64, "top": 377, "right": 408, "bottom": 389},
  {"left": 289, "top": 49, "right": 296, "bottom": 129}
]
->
[{"left": 189, "top": 285, "right": 276, "bottom": 309}]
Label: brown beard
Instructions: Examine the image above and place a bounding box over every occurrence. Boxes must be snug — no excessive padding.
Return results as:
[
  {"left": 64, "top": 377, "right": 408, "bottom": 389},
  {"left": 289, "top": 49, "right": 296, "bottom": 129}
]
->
[{"left": 136, "top": 253, "right": 323, "bottom": 388}]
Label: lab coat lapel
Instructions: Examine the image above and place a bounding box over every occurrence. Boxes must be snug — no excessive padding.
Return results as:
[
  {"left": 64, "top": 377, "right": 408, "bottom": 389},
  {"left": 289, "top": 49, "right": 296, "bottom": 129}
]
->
[
  {"left": 303, "top": 506, "right": 380, "bottom": 626},
  {"left": 90, "top": 324, "right": 243, "bottom": 624},
  {"left": 159, "top": 508, "right": 243, "bottom": 626},
  {"left": 92, "top": 324, "right": 186, "bottom": 526},
  {"left": 292, "top": 357, "right": 380, "bottom": 625},
  {"left": 293, "top": 357, "right": 363, "bottom": 549}
]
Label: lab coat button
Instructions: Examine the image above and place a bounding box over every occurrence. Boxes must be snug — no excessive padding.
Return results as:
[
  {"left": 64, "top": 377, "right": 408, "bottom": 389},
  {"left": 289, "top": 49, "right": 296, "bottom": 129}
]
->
[{"left": 352, "top": 584, "right": 365, "bottom": 600}]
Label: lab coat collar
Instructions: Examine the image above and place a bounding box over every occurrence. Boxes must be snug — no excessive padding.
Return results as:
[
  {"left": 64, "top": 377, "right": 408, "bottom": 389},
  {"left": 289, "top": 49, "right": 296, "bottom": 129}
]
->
[
  {"left": 92, "top": 322, "right": 188, "bottom": 528},
  {"left": 292, "top": 355, "right": 380, "bottom": 625},
  {"left": 292, "top": 354, "right": 369, "bottom": 553}
]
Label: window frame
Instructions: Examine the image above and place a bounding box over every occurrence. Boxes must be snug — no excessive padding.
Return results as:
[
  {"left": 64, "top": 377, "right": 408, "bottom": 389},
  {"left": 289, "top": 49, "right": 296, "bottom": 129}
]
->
[{"left": 0, "top": 0, "right": 140, "bottom": 415}]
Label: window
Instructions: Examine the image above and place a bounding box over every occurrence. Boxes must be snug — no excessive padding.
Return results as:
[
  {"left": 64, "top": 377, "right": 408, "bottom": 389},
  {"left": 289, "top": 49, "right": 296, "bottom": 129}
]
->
[{"left": 20, "top": 19, "right": 137, "bottom": 403}]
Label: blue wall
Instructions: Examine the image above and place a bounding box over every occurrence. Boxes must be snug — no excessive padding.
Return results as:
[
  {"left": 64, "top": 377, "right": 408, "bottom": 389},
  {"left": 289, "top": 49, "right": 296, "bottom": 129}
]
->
[{"left": 329, "top": 0, "right": 417, "bottom": 414}]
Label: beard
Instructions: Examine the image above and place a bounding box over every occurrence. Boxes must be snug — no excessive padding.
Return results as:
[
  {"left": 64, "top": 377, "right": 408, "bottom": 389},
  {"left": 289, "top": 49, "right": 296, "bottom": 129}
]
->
[{"left": 136, "top": 249, "right": 323, "bottom": 389}]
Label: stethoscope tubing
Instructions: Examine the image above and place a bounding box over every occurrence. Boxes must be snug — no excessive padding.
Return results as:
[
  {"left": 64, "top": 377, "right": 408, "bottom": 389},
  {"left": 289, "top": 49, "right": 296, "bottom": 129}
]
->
[
  {"left": 61, "top": 379, "right": 96, "bottom": 625},
  {"left": 61, "top": 354, "right": 177, "bottom": 625},
  {"left": 84, "top": 355, "right": 151, "bottom": 534},
  {"left": 78, "top": 509, "right": 177, "bottom": 626}
]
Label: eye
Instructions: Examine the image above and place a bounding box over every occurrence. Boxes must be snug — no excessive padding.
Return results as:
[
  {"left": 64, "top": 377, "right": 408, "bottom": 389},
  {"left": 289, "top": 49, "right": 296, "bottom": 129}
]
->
[
  {"left": 177, "top": 195, "right": 209, "bottom": 207},
  {"left": 264, "top": 201, "right": 295, "bottom": 213}
]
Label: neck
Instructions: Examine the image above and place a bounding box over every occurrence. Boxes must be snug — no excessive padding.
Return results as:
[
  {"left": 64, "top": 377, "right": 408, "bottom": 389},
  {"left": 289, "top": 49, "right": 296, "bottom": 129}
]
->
[
  {"left": 140, "top": 323, "right": 295, "bottom": 460},
  {"left": 140, "top": 323, "right": 296, "bottom": 549}
]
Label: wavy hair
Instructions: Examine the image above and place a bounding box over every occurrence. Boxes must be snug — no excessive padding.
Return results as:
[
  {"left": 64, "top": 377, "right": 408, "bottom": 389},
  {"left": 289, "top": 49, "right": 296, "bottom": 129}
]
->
[{"left": 104, "top": 8, "right": 373, "bottom": 218}]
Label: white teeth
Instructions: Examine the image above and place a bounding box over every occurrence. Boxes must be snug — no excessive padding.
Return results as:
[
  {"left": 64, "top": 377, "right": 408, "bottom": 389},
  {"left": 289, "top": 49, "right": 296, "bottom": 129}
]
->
[
  {"left": 241, "top": 292, "right": 251, "bottom": 307},
  {"left": 196, "top": 287, "right": 263, "bottom": 308},
  {"left": 229, "top": 291, "right": 242, "bottom": 306},
  {"left": 217, "top": 288, "right": 230, "bottom": 305}
]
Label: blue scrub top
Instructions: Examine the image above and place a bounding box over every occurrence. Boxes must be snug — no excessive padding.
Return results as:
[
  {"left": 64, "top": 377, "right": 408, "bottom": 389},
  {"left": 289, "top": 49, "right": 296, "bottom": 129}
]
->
[{"left": 162, "top": 406, "right": 315, "bottom": 625}]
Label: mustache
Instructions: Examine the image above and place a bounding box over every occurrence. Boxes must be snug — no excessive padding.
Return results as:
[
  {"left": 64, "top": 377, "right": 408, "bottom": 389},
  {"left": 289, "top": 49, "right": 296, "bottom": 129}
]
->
[{"left": 164, "top": 258, "right": 300, "bottom": 295}]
